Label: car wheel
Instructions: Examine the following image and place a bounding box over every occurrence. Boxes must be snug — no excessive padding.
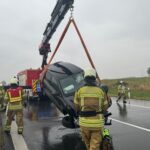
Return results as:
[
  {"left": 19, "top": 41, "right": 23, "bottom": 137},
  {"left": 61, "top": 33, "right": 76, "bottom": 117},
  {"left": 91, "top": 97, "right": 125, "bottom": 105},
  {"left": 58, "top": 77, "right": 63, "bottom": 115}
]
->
[{"left": 62, "top": 116, "right": 77, "bottom": 128}]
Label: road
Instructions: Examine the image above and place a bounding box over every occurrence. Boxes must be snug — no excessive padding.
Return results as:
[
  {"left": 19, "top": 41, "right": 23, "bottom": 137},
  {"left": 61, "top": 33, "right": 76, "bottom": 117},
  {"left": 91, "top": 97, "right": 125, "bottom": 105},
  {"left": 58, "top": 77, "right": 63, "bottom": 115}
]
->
[{"left": 1, "top": 97, "right": 150, "bottom": 150}]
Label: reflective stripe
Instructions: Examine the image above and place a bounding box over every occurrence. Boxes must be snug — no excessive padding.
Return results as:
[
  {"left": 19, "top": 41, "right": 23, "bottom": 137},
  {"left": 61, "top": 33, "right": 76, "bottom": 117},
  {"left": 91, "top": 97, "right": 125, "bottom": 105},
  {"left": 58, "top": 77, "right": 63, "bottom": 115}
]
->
[
  {"left": 81, "top": 97, "right": 84, "bottom": 110},
  {"left": 79, "top": 117, "right": 104, "bottom": 128},
  {"left": 99, "top": 97, "right": 102, "bottom": 112},
  {"left": 8, "top": 102, "right": 23, "bottom": 110}
]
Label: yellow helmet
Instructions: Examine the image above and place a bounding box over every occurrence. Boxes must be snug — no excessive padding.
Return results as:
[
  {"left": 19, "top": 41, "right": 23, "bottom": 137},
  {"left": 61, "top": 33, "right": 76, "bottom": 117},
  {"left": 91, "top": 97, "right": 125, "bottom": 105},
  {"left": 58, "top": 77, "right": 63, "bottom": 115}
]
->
[
  {"left": 10, "top": 77, "right": 18, "bottom": 85},
  {"left": 84, "top": 68, "right": 96, "bottom": 78}
]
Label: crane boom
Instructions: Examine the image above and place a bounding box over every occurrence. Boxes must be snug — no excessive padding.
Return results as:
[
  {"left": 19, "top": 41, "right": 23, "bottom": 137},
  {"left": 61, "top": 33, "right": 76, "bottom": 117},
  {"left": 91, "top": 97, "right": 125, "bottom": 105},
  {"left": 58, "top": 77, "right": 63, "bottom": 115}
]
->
[{"left": 39, "top": 0, "right": 74, "bottom": 68}]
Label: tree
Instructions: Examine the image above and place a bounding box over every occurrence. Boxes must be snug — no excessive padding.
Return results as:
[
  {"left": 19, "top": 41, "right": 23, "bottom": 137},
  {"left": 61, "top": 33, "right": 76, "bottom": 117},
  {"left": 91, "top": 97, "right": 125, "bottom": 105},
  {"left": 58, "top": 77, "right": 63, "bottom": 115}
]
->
[{"left": 147, "top": 67, "right": 150, "bottom": 76}]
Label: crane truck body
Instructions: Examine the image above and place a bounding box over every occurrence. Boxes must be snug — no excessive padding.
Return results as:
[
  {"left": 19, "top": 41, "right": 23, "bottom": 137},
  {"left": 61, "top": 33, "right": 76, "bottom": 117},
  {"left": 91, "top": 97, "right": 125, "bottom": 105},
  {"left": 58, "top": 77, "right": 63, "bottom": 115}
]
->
[{"left": 17, "top": 69, "right": 42, "bottom": 100}]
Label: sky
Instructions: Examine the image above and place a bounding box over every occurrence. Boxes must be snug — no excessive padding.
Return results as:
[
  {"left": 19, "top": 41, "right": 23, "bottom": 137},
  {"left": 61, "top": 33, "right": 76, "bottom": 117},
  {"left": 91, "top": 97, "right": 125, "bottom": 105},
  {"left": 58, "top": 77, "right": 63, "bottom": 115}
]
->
[{"left": 0, "top": 0, "right": 150, "bottom": 83}]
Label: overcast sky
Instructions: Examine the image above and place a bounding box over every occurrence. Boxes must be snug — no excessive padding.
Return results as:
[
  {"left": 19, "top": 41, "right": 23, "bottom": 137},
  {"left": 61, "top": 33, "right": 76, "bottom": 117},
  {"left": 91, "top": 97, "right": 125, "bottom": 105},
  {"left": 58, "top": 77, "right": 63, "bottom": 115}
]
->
[{"left": 0, "top": 0, "right": 150, "bottom": 83}]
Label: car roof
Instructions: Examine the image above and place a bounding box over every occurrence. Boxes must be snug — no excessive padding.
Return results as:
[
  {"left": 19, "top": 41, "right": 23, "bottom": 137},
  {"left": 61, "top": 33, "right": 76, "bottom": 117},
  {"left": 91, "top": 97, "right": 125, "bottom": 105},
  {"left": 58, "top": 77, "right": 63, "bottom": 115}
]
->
[{"left": 47, "top": 61, "right": 83, "bottom": 79}]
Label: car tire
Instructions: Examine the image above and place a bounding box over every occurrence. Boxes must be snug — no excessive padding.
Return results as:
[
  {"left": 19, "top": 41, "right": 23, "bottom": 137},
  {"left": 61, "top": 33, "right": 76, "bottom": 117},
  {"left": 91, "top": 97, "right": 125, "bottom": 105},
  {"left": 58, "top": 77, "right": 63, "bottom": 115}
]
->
[{"left": 62, "top": 116, "right": 77, "bottom": 129}]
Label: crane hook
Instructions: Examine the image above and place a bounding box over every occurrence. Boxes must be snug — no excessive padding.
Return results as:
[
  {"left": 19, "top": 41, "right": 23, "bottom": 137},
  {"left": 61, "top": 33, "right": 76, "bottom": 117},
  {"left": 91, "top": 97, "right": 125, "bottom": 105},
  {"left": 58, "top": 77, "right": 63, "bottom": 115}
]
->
[{"left": 70, "top": 5, "right": 74, "bottom": 19}]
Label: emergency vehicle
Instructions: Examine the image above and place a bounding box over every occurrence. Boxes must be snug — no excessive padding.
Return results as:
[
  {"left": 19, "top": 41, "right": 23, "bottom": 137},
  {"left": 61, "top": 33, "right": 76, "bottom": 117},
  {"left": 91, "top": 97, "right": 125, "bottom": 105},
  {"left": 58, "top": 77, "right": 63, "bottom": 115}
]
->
[{"left": 17, "top": 68, "right": 42, "bottom": 100}]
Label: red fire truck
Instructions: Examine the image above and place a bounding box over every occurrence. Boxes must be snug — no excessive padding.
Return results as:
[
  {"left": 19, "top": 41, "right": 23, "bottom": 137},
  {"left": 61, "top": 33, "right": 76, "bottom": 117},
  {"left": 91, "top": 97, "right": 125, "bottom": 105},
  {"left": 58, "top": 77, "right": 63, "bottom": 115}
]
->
[{"left": 17, "top": 68, "right": 42, "bottom": 100}]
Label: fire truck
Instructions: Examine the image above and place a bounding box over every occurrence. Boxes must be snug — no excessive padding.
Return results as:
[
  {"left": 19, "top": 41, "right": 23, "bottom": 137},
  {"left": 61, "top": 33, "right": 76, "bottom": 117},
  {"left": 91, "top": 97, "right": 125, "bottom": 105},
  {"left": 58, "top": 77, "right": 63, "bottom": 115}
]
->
[{"left": 17, "top": 68, "right": 42, "bottom": 100}]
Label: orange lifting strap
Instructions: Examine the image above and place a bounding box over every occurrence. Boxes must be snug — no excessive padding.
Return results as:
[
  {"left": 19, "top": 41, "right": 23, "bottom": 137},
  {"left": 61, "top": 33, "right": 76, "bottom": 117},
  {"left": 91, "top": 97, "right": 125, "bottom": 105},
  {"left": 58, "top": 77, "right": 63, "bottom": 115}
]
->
[{"left": 42, "top": 17, "right": 101, "bottom": 83}]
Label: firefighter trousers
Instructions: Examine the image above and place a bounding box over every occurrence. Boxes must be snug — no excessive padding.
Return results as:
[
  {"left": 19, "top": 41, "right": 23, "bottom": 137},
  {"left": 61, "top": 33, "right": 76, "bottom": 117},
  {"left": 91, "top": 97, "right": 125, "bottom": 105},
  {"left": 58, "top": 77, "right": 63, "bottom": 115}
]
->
[
  {"left": 80, "top": 127, "right": 102, "bottom": 150},
  {"left": 5, "top": 109, "right": 23, "bottom": 132}
]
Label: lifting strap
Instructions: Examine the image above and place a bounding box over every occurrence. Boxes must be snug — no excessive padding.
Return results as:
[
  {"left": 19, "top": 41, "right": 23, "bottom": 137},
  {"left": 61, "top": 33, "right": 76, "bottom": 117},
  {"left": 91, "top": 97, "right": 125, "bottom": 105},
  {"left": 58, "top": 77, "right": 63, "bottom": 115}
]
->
[{"left": 41, "top": 17, "right": 101, "bottom": 83}]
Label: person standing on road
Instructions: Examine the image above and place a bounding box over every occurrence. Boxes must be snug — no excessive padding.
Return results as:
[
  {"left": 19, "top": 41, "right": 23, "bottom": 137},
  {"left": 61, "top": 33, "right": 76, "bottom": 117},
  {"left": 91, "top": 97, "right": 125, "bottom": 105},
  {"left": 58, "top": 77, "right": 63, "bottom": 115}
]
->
[
  {"left": 4, "top": 77, "right": 25, "bottom": 134},
  {"left": 74, "top": 68, "right": 108, "bottom": 150},
  {"left": 116, "top": 81, "right": 127, "bottom": 103}
]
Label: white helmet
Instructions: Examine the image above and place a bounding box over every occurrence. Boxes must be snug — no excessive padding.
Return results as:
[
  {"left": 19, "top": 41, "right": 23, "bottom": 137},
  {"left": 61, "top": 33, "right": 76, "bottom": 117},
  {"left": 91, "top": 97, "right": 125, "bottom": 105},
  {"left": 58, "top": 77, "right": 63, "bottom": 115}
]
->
[
  {"left": 10, "top": 77, "right": 18, "bottom": 85},
  {"left": 84, "top": 68, "right": 96, "bottom": 78},
  {"left": 120, "top": 80, "right": 123, "bottom": 84}
]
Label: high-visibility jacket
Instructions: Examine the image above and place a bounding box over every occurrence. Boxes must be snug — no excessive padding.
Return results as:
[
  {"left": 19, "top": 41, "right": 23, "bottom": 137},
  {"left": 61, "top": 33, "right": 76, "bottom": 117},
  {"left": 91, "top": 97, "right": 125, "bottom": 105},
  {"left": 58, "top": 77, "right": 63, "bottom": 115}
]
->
[
  {"left": 121, "top": 85, "right": 126, "bottom": 94},
  {"left": 118, "top": 85, "right": 122, "bottom": 93},
  {"left": 5, "top": 87, "right": 24, "bottom": 110},
  {"left": 74, "top": 86, "right": 108, "bottom": 128}
]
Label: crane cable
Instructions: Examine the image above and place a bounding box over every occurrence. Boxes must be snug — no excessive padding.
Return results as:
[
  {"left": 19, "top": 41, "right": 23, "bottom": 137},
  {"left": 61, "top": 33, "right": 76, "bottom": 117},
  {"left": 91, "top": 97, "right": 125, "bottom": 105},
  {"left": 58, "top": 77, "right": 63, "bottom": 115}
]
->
[{"left": 41, "top": 7, "right": 101, "bottom": 83}]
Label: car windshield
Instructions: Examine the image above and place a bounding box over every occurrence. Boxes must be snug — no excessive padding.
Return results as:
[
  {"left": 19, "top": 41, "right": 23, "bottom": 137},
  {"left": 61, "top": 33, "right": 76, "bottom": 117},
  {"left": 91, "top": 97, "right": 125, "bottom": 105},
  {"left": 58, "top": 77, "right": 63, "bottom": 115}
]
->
[{"left": 60, "top": 72, "right": 84, "bottom": 96}]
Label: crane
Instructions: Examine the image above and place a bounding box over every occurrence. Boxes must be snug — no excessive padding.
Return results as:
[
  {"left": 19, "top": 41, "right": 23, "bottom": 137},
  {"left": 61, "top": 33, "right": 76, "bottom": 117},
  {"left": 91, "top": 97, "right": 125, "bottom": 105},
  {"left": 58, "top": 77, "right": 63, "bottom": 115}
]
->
[
  {"left": 38, "top": 0, "right": 112, "bottom": 129},
  {"left": 39, "top": 0, "right": 74, "bottom": 68}
]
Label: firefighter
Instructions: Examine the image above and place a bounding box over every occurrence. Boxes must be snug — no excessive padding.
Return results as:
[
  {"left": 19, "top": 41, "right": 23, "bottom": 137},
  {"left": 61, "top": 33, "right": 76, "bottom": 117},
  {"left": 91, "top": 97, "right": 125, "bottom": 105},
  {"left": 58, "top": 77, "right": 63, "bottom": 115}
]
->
[
  {"left": 74, "top": 68, "right": 108, "bottom": 150},
  {"left": 117, "top": 81, "right": 122, "bottom": 98},
  {"left": 116, "top": 81, "right": 127, "bottom": 103},
  {"left": 0, "top": 83, "right": 5, "bottom": 111},
  {"left": 4, "top": 77, "right": 25, "bottom": 134}
]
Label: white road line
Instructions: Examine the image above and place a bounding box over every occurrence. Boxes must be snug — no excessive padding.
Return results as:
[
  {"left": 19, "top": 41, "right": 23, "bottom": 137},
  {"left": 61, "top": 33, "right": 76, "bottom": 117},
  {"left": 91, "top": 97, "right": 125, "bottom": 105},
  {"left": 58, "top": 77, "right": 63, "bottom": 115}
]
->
[
  {"left": 112, "top": 102, "right": 150, "bottom": 109},
  {"left": 11, "top": 122, "right": 29, "bottom": 150},
  {"left": 111, "top": 118, "right": 150, "bottom": 133},
  {"left": 126, "top": 103, "right": 150, "bottom": 109}
]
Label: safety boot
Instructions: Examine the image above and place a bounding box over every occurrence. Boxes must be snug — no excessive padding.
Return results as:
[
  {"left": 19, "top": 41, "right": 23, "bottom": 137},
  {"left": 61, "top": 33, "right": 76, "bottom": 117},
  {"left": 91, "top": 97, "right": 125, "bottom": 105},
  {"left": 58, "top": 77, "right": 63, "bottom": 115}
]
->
[
  {"left": 18, "top": 131, "right": 23, "bottom": 134},
  {"left": 4, "top": 126, "right": 10, "bottom": 134},
  {"left": 4, "top": 129, "right": 10, "bottom": 134}
]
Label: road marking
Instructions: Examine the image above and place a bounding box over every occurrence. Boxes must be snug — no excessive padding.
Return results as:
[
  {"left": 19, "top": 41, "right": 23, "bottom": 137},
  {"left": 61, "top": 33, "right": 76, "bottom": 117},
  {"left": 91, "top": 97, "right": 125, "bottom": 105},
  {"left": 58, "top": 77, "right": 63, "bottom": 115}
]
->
[
  {"left": 111, "top": 118, "right": 150, "bottom": 133},
  {"left": 112, "top": 102, "right": 150, "bottom": 109},
  {"left": 11, "top": 121, "right": 29, "bottom": 150},
  {"left": 126, "top": 103, "right": 150, "bottom": 109}
]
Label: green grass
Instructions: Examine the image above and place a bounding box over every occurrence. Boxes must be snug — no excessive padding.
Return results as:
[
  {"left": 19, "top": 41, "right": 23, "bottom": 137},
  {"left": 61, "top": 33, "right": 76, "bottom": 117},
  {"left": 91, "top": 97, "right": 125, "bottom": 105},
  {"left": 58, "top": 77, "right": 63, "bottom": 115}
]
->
[{"left": 102, "top": 77, "right": 150, "bottom": 100}]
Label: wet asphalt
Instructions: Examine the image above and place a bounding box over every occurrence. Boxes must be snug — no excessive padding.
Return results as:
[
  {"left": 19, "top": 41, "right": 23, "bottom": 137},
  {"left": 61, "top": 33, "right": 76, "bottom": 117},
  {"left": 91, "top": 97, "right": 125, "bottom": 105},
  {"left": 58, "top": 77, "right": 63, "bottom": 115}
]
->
[
  {"left": 108, "top": 98, "right": 150, "bottom": 150},
  {"left": 23, "top": 99, "right": 84, "bottom": 150},
  {"left": 2, "top": 97, "right": 150, "bottom": 150}
]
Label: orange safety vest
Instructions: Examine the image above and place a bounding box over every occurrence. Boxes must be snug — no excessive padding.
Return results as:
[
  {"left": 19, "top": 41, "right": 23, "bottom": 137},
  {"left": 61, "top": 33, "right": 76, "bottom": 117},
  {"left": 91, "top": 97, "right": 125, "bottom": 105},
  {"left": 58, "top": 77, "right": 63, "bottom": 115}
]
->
[{"left": 7, "top": 87, "right": 23, "bottom": 103}]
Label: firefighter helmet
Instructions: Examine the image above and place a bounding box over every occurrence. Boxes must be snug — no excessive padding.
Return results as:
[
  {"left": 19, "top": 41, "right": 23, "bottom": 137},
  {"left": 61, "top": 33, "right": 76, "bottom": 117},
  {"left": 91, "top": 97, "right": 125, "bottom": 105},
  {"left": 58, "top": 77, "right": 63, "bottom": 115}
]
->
[
  {"left": 84, "top": 68, "right": 96, "bottom": 78},
  {"left": 120, "top": 80, "right": 123, "bottom": 84},
  {"left": 10, "top": 77, "right": 18, "bottom": 85}
]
